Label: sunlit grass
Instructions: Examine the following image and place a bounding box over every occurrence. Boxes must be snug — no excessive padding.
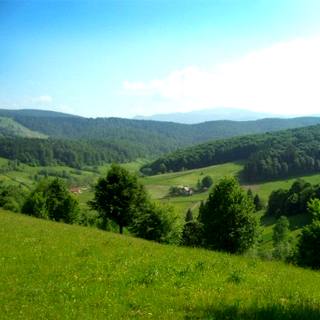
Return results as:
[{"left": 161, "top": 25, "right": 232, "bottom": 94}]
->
[{"left": 1, "top": 209, "right": 320, "bottom": 319}]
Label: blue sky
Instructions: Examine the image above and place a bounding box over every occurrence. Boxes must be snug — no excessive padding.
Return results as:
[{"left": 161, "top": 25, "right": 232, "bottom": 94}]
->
[{"left": 1, "top": 0, "right": 320, "bottom": 118}]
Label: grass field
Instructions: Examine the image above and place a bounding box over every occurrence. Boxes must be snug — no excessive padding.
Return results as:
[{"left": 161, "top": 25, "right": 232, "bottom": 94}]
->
[{"left": 1, "top": 209, "right": 320, "bottom": 319}]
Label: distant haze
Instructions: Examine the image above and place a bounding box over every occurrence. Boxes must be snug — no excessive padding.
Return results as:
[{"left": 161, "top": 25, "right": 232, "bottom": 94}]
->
[{"left": 133, "top": 107, "right": 320, "bottom": 124}]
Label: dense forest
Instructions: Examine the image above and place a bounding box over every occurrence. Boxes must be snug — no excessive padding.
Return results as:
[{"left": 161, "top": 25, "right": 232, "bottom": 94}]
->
[
  {"left": 1, "top": 109, "right": 320, "bottom": 178},
  {"left": 1, "top": 109, "right": 320, "bottom": 150},
  {"left": 0, "top": 138, "right": 145, "bottom": 167},
  {"left": 141, "top": 125, "right": 320, "bottom": 182}
]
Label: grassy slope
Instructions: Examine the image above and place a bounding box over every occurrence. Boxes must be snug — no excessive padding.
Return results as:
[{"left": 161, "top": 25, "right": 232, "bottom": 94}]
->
[
  {"left": 1, "top": 209, "right": 320, "bottom": 320},
  {"left": 0, "top": 117, "right": 48, "bottom": 138}
]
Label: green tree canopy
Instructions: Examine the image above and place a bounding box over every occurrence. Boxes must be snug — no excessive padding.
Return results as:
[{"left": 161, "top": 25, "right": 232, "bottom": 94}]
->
[
  {"left": 272, "top": 215, "right": 292, "bottom": 261},
  {"left": 89, "top": 164, "right": 148, "bottom": 234},
  {"left": 201, "top": 176, "right": 260, "bottom": 254},
  {"left": 273, "top": 215, "right": 290, "bottom": 246},
  {"left": 201, "top": 175, "right": 213, "bottom": 189},
  {"left": 22, "top": 178, "right": 80, "bottom": 223},
  {"left": 181, "top": 220, "right": 203, "bottom": 247},
  {"left": 297, "top": 198, "right": 320, "bottom": 269},
  {"left": 128, "top": 200, "right": 181, "bottom": 244},
  {"left": 0, "top": 183, "right": 27, "bottom": 213}
]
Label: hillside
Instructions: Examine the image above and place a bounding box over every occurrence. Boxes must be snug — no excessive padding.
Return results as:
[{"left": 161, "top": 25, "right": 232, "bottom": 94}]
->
[
  {"left": 1, "top": 109, "right": 320, "bottom": 144},
  {"left": 1, "top": 109, "right": 320, "bottom": 167},
  {"left": 0, "top": 117, "right": 47, "bottom": 139},
  {"left": 6, "top": 112, "right": 320, "bottom": 145},
  {"left": 0, "top": 108, "right": 80, "bottom": 118},
  {"left": 1, "top": 209, "right": 320, "bottom": 319},
  {"left": 141, "top": 124, "right": 320, "bottom": 182}
]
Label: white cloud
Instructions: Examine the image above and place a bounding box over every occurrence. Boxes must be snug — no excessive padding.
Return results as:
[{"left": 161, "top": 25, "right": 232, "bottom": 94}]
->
[
  {"left": 123, "top": 36, "right": 320, "bottom": 115},
  {"left": 35, "top": 95, "right": 53, "bottom": 103}
]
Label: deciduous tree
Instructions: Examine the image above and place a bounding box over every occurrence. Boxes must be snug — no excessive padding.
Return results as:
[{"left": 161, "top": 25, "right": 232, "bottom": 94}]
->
[
  {"left": 128, "top": 200, "right": 181, "bottom": 244},
  {"left": 297, "top": 199, "right": 320, "bottom": 269},
  {"left": 89, "top": 164, "right": 148, "bottom": 234},
  {"left": 22, "top": 178, "right": 80, "bottom": 223},
  {"left": 201, "top": 176, "right": 260, "bottom": 254}
]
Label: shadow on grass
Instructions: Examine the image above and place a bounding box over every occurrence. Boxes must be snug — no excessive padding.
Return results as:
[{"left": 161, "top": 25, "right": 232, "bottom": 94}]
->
[
  {"left": 260, "top": 214, "right": 277, "bottom": 227},
  {"left": 260, "top": 213, "right": 312, "bottom": 229},
  {"left": 185, "top": 303, "right": 320, "bottom": 319}
]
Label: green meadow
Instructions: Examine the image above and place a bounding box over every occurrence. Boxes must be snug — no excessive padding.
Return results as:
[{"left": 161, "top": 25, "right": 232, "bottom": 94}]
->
[{"left": 1, "top": 209, "right": 320, "bottom": 319}]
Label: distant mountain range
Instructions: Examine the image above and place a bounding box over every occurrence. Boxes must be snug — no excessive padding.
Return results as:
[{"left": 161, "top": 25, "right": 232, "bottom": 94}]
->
[{"left": 133, "top": 107, "right": 320, "bottom": 124}]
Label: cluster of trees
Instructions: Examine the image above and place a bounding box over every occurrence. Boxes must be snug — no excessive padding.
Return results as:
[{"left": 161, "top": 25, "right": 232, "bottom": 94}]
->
[
  {"left": 22, "top": 179, "right": 80, "bottom": 223},
  {"left": 0, "top": 182, "right": 27, "bottom": 212},
  {"left": 181, "top": 176, "right": 261, "bottom": 254},
  {"left": 246, "top": 189, "right": 265, "bottom": 211},
  {"left": 0, "top": 178, "right": 84, "bottom": 224},
  {"left": 267, "top": 179, "right": 320, "bottom": 218},
  {"left": 270, "top": 200, "right": 320, "bottom": 269},
  {"left": 141, "top": 125, "right": 320, "bottom": 183},
  {"left": 0, "top": 160, "right": 23, "bottom": 174},
  {"left": 89, "top": 164, "right": 181, "bottom": 243},
  {"left": 89, "top": 168, "right": 261, "bottom": 253},
  {"left": 197, "top": 175, "right": 213, "bottom": 191},
  {"left": 296, "top": 199, "right": 320, "bottom": 269}
]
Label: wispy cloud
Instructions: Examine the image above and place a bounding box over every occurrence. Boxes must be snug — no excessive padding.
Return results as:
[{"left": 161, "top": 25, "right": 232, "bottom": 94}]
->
[
  {"left": 123, "top": 36, "right": 320, "bottom": 114},
  {"left": 34, "top": 95, "right": 53, "bottom": 103}
]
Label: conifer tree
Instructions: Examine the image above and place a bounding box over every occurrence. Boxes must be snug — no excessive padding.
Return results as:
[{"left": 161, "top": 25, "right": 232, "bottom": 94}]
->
[{"left": 185, "top": 208, "right": 194, "bottom": 222}]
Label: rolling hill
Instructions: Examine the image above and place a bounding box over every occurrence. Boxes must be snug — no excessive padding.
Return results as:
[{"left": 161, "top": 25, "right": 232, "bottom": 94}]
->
[
  {"left": 141, "top": 124, "right": 320, "bottom": 181},
  {"left": 2, "top": 108, "right": 320, "bottom": 177},
  {"left": 1, "top": 209, "right": 320, "bottom": 319},
  {"left": 0, "top": 117, "right": 48, "bottom": 139},
  {"left": 1, "top": 108, "right": 320, "bottom": 155}
]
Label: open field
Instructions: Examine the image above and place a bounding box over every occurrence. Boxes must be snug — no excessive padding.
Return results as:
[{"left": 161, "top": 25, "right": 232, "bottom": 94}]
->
[{"left": 1, "top": 209, "right": 320, "bottom": 319}]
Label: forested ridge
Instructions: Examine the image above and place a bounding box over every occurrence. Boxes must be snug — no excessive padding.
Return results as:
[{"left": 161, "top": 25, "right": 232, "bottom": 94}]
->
[
  {"left": 1, "top": 109, "right": 320, "bottom": 173},
  {"left": 2, "top": 109, "right": 320, "bottom": 148},
  {"left": 141, "top": 124, "right": 320, "bottom": 182}
]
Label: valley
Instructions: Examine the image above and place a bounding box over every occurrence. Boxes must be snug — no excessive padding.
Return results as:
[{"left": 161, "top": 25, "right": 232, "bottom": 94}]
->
[{"left": 1, "top": 108, "right": 320, "bottom": 319}]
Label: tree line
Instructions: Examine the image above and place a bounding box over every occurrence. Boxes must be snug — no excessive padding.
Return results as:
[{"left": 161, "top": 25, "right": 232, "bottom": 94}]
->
[{"left": 267, "top": 178, "right": 320, "bottom": 218}]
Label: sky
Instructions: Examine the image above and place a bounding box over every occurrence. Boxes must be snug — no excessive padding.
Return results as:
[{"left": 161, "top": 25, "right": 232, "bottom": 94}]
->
[{"left": 1, "top": 0, "right": 320, "bottom": 119}]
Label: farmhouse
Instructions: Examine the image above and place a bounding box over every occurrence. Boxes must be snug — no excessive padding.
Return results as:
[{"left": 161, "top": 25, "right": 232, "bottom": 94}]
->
[{"left": 70, "top": 188, "right": 82, "bottom": 195}]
